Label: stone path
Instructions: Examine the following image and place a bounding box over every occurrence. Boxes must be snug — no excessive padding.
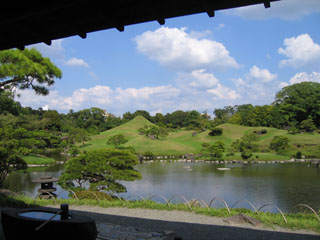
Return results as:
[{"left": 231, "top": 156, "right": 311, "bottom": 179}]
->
[
  {"left": 64, "top": 206, "right": 319, "bottom": 240},
  {"left": 96, "top": 223, "right": 176, "bottom": 240}
]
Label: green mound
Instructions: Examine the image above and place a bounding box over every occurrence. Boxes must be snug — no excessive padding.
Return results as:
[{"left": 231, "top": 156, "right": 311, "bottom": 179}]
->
[{"left": 82, "top": 116, "right": 320, "bottom": 158}]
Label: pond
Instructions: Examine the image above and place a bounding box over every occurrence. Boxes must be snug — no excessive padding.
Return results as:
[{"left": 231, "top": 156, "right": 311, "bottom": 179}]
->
[{"left": 3, "top": 161, "right": 320, "bottom": 213}]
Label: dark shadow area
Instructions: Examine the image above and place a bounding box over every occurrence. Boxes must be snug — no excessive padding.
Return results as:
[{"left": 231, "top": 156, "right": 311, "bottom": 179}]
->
[
  {"left": 58, "top": 208, "right": 319, "bottom": 240},
  {"left": 0, "top": 192, "right": 39, "bottom": 240},
  {"left": 0, "top": 191, "right": 36, "bottom": 208},
  {"left": 0, "top": 193, "right": 319, "bottom": 240}
]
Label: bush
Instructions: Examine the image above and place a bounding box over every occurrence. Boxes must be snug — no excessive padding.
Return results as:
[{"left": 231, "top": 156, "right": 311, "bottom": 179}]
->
[
  {"left": 296, "top": 151, "right": 302, "bottom": 159},
  {"left": 260, "top": 129, "right": 267, "bottom": 134},
  {"left": 299, "top": 118, "right": 317, "bottom": 133},
  {"left": 288, "top": 127, "right": 299, "bottom": 135},
  {"left": 241, "top": 151, "right": 252, "bottom": 160},
  {"left": 144, "top": 151, "right": 154, "bottom": 159},
  {"left": 208, "top": 128, "right": 223, "bottom": 136},
  {"left": 270, "top": 136, "right": 290, "bottom": 153},
  {"left": 226, "top": 152, "right": 235, "bottom": 156},
  {"left": 72, "top": 190, "right": 113, "bottom": 201},
  {"left": 253, "top": 129, "right": 267, "bottom": 135}
]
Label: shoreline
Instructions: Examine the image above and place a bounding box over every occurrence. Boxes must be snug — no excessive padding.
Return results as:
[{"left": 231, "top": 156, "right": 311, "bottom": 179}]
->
[
  {"left": 26, "top": 159, "right": 320, "bottom": 167},
  {"left": 141, "top": 158, "right": 320, "bottom": 165}
]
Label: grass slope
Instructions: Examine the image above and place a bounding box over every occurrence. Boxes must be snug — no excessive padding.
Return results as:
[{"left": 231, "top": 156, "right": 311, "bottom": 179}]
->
[{"left": 82, "top": 116, "right": 320, "bottom": 158}]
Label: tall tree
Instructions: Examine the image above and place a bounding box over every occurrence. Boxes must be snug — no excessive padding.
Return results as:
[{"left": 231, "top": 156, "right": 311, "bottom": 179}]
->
[
  {"left": 272, "top": 82, "right": 320, "bottom": 128},
  {"left": 0, "top": 48, "right": 62, "bottom": 95},
  {"left": 270, "top": 135, "right": 290, "bottom": 153},
  {"left": 107, "top": 134, "right": 128, "bottom": 148}
]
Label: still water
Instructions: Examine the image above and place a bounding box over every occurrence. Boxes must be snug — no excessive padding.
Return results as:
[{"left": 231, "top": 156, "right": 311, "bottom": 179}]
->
[{"left": 4, "top": 162, "right": 320, "bottom": 212}]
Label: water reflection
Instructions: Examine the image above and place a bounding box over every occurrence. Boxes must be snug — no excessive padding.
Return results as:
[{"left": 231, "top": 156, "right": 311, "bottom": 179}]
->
[
  {"left": 121, "top": 162, "right": 320, "bottom": 212},
  {"left": 4, "top": 162, "right": 320, "bottom": 212},
  {"left": 4, "top": 164, "right": 68, "bottom": 199}
]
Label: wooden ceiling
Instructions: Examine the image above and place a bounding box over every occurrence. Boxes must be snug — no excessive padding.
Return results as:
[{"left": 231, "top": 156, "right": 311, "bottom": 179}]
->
[{"left": 0, "top": 0, "right": 279, "bottom": 50}]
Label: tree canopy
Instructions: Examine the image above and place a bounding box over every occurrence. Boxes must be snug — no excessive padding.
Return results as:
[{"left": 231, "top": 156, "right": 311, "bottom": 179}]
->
[
  {"left": 107, "top": 134, "right": 128, "bottom": 148},
  {"left": 59, "top": 149, "right": 141, "bottom": 193},
  {"left": 0, "top": 48, "right": 62, "bottom": 95},
  {"left": 273, "top": 82, "right": 320, "bottom": 128}
]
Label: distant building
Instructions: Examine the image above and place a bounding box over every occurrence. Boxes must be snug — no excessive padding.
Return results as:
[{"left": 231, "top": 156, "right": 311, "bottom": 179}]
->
[{"left": 102, "top": 109, "right": 113, "bottom": 118}]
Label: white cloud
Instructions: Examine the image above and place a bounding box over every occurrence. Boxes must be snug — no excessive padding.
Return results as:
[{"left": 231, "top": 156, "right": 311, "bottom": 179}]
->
[
  {"left": 64, "top": 57, "right": 89, "bottom": 68},
  {"left": 30, "top": 39, "right": 90, "bottom": 69},
  {"left": 289, "top": 72, "right": 320, "bottom": 84},
  {"left": 278, "top": 82, "right": 289, "bottom": 89},
  {"left": 42, "top": 104, "right": 49, "bottom": 111},
  {"left": 134, "top": 27, "right": 239, "bottom": 71},
  {"left": 177, "top": 69, "right": 219, "bottom": 89},
  {"left": 189, "top": 30, "right": 212, "bottom": 39},
  {"left": 247, "top": 65, "right": 277, "bottom": 82},
  {"left": 114, "top": 85, "right": 180, "bottom": 101},
  {"left": 175, "top": 69, "right": 240, "bottom": 107},
  {"left": 216, "top": 24, "right": 225, "bottom": 31},
  {"left": 231, "top": 65, "right": 281, "bottom": 104},
  {"left": 227, "top": 0, "right": 320, "bottom": 20},
  {"left": 207, "top": 84, "right": 240, "bottom": 100},
  {"left": 16, "top": 85, "right": 181, "bottom": 115},
  {"left": 30, "top": 39, "right": 65, "bottom": 60},
  {"left": 278, "top": 34, "right": 320, "bottom": 67}
]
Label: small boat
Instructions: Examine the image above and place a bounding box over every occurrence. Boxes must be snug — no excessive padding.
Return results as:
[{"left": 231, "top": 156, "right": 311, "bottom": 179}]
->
[
  {"left": 1, "top": 204, "right": 97, "bottom": 240},
  {"left": 217, "top": 168, "right": 231, "bottom": 171}
]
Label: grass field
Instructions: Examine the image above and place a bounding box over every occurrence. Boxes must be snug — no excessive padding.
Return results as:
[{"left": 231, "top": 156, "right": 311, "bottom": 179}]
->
[
  {"left": 22, "top": 154, "right": 56, "bottom": 165},
  {"left": 81, "top": 116, "right": 320, "bottom": 158}
]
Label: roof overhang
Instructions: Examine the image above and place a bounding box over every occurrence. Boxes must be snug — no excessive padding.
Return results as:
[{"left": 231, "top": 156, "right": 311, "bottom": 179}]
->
[{"left": 0, "top": 0, "right": 280, "bottom": 51}]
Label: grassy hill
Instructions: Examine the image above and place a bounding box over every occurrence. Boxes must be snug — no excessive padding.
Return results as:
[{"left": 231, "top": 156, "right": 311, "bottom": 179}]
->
[{"left": 81, "top": 116, "right": 320, "bottom": 159}]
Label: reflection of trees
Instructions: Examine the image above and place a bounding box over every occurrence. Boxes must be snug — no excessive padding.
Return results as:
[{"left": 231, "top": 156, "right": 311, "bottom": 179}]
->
[
  {"left": 266, "top": 164, "right": 320, "bottom": 212},
  {"left": 136, "top": 162, "right": 169, "bottom": 184},
  {"left": 4, "top": 162, "right": 320, "bottom": 212},
  {"left": 227, "top": 163, "right": 320, "bottom": 212},
  {"left": 3, "top": 164, "right": 65, "bottom": 194}
]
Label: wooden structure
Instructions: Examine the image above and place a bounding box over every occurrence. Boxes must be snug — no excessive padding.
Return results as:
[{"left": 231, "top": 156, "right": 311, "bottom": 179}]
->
[
  {"left": 0, "top": 0, "right": 280, "bottom": 50},
  {"left": 32, "top": 176, "right": 59, "bottom": 199}
]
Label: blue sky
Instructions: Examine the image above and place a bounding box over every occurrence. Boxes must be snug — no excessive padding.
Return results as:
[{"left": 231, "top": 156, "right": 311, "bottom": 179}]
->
[{"left": 18, "top": 0, "right": 320, "bottom": 116}]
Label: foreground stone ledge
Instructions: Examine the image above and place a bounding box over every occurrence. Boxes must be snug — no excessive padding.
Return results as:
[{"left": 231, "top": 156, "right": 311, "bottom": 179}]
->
[{"left": 97, "top": 222, "right": 176, "bottom": 240}]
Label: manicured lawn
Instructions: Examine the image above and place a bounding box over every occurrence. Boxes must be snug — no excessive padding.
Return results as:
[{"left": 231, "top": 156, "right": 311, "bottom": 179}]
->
[
  {"left": 81, "top": 116, "right": 320, "bottom": 157},
  {"left": 22, "top": 154, "right": 56, "bottom": 165}
]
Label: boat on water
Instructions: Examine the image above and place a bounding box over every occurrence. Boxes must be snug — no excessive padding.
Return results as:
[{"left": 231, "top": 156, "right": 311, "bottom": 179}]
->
[{"left": 217, "top": 168, "right": 231, "bottom": 171}]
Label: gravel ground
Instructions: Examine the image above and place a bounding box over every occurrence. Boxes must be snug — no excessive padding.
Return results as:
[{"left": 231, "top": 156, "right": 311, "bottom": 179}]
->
[
  {"left": 54, "top": 206, "right": 319, "bottom": 240},
  {"left": 1, "top": 206, "right": 319, "bottom": 240}
]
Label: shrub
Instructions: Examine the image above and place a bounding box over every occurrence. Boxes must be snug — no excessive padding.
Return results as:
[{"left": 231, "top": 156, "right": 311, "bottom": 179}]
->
[
  {"left": 300, "top": 118, "right": 317, "bottom": 133},
  {"left": 260, "top": 129, "right": 267, "bottom": 134},
  {"left": 226, "top": 152, "right": 235, "bottom": 156},
  {"left": 144, "top": 151, "right": 154, "bottom": 158},
  {"left": 253, "top": 129, "right": 267, "bottom": 135},
  {"left": 288, "top": 127, "right": 299, "bottom": 135},
  {"left": 209, "top": 128, "right": 223, "bottom": 136},
  {"left": 241, "top": 151, "right": 252, "bottom": 160},
  {"left": 296, "top": 151, "right": 302, "bottom": 159},
  {"left": 270, "top": 136, "right": 290, "bottom": 153}
]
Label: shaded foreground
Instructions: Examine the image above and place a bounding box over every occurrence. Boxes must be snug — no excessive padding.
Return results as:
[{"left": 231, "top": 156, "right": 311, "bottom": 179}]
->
[
  {"left": 2, "top": 205, "right": 318, "bottom": 240},
  {"left": 0, "top": 193, "right": 319, "bottom": 239}
]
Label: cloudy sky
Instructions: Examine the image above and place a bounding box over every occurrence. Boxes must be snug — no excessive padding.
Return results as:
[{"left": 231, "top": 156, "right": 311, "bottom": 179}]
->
[{"left": 17, "top": 0, "right": 320, "bottom": 116}]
